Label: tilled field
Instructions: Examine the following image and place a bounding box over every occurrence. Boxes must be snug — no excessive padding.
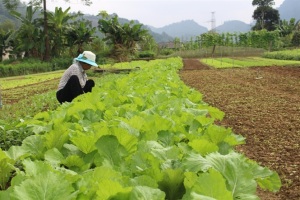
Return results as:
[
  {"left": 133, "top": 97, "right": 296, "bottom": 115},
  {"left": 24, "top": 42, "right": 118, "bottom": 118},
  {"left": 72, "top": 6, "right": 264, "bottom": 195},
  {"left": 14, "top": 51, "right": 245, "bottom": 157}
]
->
[{"left": 180, "top": 59, "right": 300, "bottom": 200}]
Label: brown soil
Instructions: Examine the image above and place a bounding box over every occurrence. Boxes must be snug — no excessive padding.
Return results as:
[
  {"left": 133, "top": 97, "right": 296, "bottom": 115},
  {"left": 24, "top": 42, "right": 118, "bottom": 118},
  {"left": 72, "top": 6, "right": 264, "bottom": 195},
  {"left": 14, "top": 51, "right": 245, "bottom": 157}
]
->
[{"left": 180, "top": 59, "right": 300, "bottom": 200}]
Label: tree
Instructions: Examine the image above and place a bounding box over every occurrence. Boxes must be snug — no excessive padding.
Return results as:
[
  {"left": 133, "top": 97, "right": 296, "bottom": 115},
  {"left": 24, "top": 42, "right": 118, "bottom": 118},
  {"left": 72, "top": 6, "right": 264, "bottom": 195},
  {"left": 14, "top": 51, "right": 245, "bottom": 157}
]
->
[
  {"left": 291, "top": 31, "right": 300, "bottom": 47},
  {"left": 0, "top": 30, "right": 13, "bottom": 61},
  {"left": 98, "top": 14, "right": 149, "bottom": 61},
  {"left": 3, "top": 0, "right": 93, "bottom": 61},
  {"left": 252, "top": 0, "right": 274, "bottom": 7},
  {"left": 252, "top": 0, "right": 280, "bottom": 31},
  {"left": 291, "top": 20, "right": 300, "bottom": 47},
  {"left": 45, "top": 7, "right": 76, "bottom": 57},
  {"left": 276, "top": 18, "right": 297, "bottom": 37},
  {"left": 9, "top": 6, "right": 42, "bottom": 58},
  {"left": 65, "top": 19, "right": 96, "bottom": 56},
  {"left": 0, "top": 20, "right": 15, "bottom": 60}
]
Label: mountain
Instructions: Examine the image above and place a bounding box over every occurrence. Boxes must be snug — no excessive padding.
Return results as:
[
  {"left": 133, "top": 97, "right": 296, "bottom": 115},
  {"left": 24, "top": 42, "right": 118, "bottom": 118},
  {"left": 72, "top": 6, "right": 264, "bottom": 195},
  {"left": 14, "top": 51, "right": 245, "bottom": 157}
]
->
[
  {"left": 216, "top": 20, "right": 251, "bottom": 33},
  {"left": 148, "top": 20, "right": 208, "bottom": 41},
  {"left": 278, "top": 0, "right": 300, "bottom": 21}
]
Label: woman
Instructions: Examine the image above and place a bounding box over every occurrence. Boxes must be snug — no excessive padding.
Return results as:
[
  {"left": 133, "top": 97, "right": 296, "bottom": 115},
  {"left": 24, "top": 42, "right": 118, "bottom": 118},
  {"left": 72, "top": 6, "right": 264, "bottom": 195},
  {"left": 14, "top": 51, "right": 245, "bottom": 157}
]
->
[{"left": 56, "top": 51, "right": 98, "bottom": 104}]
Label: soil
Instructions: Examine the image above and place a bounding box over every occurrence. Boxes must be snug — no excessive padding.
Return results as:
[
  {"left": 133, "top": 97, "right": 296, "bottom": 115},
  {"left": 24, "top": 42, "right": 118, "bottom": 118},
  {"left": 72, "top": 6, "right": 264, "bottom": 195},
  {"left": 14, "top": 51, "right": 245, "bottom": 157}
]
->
[{"left": 180, "top": 59, "right": 300, "bottom": 200}]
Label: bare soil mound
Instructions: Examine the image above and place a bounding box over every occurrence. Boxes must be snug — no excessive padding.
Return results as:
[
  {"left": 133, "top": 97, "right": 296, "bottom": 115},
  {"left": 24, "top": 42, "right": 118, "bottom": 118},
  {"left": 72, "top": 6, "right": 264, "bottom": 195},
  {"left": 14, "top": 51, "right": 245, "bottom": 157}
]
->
[{"left": 180, "top": 59, "right": 300, "bottom": 200}]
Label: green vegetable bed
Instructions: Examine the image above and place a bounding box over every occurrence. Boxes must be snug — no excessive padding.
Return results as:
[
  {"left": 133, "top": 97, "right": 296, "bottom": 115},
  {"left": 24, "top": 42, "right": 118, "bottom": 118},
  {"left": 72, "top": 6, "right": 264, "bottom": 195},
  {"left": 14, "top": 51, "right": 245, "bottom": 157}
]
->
[
  {"left": 0, "top": 57, "right": 281, "bottom": 199},
  {"left": 200, "top": 57, "right": 300, "bottom": 68}
]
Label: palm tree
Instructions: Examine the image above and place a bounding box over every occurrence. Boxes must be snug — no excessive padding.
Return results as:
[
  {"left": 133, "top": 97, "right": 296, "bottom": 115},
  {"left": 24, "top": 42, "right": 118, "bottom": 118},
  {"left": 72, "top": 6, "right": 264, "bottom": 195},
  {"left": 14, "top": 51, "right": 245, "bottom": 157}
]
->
[
  {"left": 98, "top": 15, "right": 149, "bottom": 61},
  {"left": 9, "top": 6, "right": 42, "bottom": 58},
  {"left": 4, "top": 0, "right": 93, "bottom": 60},
  {"left": 46, "top": 7, "right": 76, "bottom": 57},
  {"left": 65, "top": 20, "right": 96, "bottom": 56},
  {"left": 0, "top": 30, "right": 13, "bottom": 61}
]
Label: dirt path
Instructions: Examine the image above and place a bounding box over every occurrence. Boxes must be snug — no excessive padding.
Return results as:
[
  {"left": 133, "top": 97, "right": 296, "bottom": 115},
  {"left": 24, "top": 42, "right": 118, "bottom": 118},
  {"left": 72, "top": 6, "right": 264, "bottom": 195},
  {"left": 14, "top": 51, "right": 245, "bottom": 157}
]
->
[{"left": 180, "top": 59, "right": 300, "bottom": 200}]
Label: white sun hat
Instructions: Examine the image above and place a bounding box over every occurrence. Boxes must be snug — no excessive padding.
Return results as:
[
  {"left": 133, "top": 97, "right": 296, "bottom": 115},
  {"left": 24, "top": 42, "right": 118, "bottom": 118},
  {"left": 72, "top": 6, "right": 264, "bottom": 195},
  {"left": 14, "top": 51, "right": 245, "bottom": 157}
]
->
[{"left": 75, "top": 51, "right": 98, "bottom": 67}]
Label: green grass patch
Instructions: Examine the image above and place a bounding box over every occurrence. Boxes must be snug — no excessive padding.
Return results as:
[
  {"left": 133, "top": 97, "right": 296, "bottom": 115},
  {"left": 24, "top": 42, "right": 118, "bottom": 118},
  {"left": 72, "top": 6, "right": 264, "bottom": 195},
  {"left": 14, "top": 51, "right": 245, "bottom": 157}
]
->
[
  {"left": 263, "top": 49, "right": 300, "bottom": 61},
  {"left": 200, "top": 57, "right": 300, "bottom": 68},
  {"left": 1, "top": 70, "right": 64, "bottom": 90},
  {"left": 98, "top": 60, "right": 148, "bottom": 69}
]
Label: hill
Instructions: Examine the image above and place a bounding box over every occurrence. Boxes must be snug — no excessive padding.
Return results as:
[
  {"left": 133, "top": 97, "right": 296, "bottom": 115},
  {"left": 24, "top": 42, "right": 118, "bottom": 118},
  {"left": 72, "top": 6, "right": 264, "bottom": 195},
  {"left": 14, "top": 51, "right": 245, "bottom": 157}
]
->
[
  {"left": 148, "top": 20, "right": 208, "bottom": 41},
  {"left": 216, "top": 20, "right": 251, "bottom": 33},
  {"left": 278, "top": 0, "right": 300, "bottom": 21}
]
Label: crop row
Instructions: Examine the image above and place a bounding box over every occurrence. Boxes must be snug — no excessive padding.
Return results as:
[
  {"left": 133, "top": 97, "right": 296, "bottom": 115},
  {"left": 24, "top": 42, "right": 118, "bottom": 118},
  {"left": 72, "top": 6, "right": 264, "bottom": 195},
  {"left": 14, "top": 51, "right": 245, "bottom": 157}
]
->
[
  {"left": 200, "top": 57, "right": 300, "bottom": 68},
  {"left": 0, "top": 57, "right": 281, "bottom": 199},
  {"left": 1, "top": 71, "right": 63, "bottom": 90}
]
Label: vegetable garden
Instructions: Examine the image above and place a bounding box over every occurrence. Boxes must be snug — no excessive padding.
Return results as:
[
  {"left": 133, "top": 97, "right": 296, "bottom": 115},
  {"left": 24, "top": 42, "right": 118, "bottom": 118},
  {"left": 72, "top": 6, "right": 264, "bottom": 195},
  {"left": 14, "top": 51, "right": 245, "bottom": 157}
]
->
[{"left": 0, "top": 57, "right": 288, "bottom": 199}]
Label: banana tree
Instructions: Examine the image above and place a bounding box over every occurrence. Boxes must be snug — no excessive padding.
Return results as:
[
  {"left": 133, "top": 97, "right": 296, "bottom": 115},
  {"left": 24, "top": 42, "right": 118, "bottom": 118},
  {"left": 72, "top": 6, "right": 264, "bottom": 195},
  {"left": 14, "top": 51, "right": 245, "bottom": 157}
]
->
[
  {"left": 65, "top": 19, "right": 96, "bottom": 56},
  {"left": 45, "top": 7, "right": 76, "bottom": 57},
  {"left": 9, "top": 6, "right": 43, "bottom": 58},
  {"left": 4, "top": 0, "right": 93, "bottom": 60},
  {"left": 98, "top": 14, "right": 150, "bottom": 61},
  {"left": 0, "top": 30, "right": 13, "bottom": 61}
]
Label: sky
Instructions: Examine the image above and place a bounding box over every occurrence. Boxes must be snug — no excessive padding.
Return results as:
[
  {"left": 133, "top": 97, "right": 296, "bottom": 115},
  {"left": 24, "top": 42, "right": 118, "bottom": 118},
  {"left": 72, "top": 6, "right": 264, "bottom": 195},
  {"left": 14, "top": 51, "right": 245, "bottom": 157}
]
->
[{"left": 27, "top": 0, "right": 285, "bottom": 29}]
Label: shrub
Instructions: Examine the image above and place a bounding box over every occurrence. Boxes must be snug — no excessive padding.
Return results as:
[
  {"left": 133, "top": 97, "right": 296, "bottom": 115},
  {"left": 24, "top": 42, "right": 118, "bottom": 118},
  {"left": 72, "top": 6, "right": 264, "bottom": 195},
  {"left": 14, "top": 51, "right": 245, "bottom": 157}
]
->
[{"left": 137, "top": 51, "right": 156, "bottom": 58}]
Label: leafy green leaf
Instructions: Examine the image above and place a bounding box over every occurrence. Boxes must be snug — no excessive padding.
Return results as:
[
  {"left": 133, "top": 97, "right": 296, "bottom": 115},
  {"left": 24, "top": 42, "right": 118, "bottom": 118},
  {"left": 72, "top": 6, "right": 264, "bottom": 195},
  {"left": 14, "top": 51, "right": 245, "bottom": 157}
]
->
[
  {"left": 44, "top": 127, "right": 69, "bottom": 150},
  {"left": 206, "top": 152, "right": 258, "bottom": 199},
  {"left": 44, "top": 148, "right": 64, "bottom": 166},
  {"left": 10, "top": 171, "right": 76, "bottom": 200},
  {"left": 188, "top": 139, "right": 219, "bottom": 156},
  {"left": 129, "top": 186, "right": 165, "bottom": 200},
  {"left": 21, "top": 135, "right": 45, "bottom": 159},
  {"left": 183, "top": 169, "right": 232, "bottom": 200},
  {"left": 6, "top": 145, "right": 29, "bottom": 160},
  {"left": 70, "top": 131, "right": 98, "bottom": 154},
  {"left": 0, "top": 149, "right": 15, "bottom": 190},
  {"left": 95, "top": 179, "right": 132, "bottom": 200},
  {"left": 95, "top": 135, "right": 128, "bottom": 168},
  {"left": 158, "top": 168, "right": 185, "bottom": 200}
]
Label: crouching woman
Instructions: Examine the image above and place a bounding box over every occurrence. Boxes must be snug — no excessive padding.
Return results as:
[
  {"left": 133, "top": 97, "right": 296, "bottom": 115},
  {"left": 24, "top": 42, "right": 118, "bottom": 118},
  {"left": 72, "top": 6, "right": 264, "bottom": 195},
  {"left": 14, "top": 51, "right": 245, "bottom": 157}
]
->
[{"left": 56, "top": 51, "right": 98, "bottom": 104}]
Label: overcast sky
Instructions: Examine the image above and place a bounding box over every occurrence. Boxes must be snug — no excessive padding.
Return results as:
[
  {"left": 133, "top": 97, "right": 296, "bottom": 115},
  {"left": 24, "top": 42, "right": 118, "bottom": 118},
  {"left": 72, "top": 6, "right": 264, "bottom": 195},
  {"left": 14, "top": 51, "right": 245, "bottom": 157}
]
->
[{"left": 30, "top": 0, "right": 285, "bottom": 29}]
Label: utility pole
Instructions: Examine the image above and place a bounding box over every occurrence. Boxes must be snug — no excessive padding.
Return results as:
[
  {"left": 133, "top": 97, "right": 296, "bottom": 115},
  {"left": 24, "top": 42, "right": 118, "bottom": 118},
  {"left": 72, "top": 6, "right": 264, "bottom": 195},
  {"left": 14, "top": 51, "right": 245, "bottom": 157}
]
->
[{"left": 211, "top": 12, "right": 216, "bottom": 33}]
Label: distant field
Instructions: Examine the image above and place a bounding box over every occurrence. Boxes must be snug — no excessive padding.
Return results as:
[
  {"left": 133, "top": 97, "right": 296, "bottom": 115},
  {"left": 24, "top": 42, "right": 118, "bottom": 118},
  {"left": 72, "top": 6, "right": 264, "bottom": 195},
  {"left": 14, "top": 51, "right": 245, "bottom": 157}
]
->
[
  {"left": 263, "top": 49, "right": 300, "bottom": 61},
  {"left": 200, "top": 57, "right": 300, "bottom": 68}
]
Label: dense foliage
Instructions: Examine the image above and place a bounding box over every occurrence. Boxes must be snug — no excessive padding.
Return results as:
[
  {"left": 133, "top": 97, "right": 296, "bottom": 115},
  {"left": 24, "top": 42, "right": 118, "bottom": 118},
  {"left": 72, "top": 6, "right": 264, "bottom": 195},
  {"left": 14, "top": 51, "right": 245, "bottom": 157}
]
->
[
  {"left": 0, "top": 58, "right": 281, "bottom": 199},
  {"left": 252, "top": 0, "right": 280, "bottom": 31},
  {"left": 263, "top": 49, "right": 300, "bottom": 60},
  {"left": 0, "top": 58, "right": 71, "bottom": 77}
]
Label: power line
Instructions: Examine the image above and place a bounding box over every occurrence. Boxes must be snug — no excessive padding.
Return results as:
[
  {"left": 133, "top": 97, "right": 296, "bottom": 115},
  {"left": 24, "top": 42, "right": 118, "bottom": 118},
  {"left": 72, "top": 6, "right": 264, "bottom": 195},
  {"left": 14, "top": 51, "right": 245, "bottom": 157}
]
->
[{"left": 211, "top": 11, "right": 216, "bottom": 32}]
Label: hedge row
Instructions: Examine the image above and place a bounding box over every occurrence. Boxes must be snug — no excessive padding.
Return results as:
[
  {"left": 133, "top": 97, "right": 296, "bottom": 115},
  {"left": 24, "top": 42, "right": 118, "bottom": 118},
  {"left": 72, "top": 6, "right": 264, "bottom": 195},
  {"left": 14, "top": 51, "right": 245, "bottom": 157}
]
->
[
  {"left": 0, "top": 57, "right": 72, "bottom": 78},
  {"left": 263, "top": 49, "right": 300, "bottom": 61}
]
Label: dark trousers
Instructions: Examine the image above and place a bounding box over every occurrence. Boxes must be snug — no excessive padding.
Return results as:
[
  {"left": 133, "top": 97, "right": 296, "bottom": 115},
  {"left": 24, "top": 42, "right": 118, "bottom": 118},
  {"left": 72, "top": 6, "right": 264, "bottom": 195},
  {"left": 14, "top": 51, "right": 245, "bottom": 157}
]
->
[{"left": 56, "top": 75, "right": 95, "bottom": 104}]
